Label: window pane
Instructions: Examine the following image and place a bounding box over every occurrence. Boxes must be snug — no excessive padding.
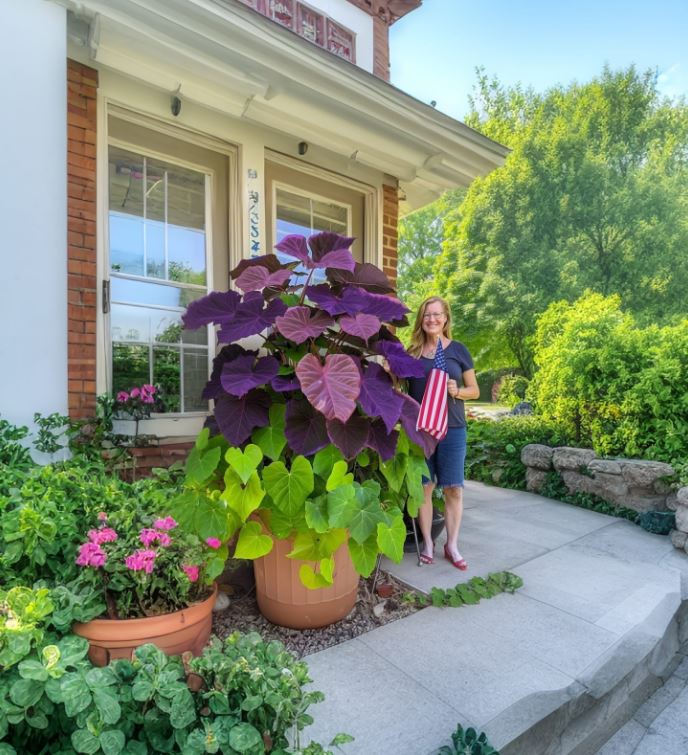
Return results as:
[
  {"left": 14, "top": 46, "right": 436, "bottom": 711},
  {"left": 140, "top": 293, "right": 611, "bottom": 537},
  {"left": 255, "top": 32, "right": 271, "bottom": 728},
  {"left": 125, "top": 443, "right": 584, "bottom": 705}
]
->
[
  {"left": 109, "top": 148, "right": 144, "bottom": 275},
  {"left": 111, "top": 278, "right": 205, "bottom": 309},
  {"left": 112, "top": 343, "right": 150, "bottom": 396},
  {"left": 168, "top": 225, "right": 206, "bottom": 284},
  {"left": 110, "top": 213, "right": 144, "bottom": 275},
  {"left": 167, "top": 162, "right": 207, "bottom": 285},
  {"left": 184, "top": 351, "right": 209, "bottom": 412},
  {"left": 146, "top": 219, "right": 165, "bottom": 279},
  {"left": 153, "top": 347, "right": 181, "bottom": 413}
]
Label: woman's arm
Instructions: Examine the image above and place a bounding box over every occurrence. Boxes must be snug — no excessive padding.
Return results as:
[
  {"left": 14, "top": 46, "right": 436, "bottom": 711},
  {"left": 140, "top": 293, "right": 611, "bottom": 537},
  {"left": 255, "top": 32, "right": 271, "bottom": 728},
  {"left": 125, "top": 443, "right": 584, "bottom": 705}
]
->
[{"left": 457, "top": 369, "right": 480, "bottom": 401}]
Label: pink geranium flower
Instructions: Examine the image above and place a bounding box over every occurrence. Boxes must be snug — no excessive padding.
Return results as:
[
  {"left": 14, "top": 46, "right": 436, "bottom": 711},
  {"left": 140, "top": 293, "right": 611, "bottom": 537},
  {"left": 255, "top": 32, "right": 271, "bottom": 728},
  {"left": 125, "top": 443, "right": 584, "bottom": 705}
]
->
[
  {"left": 139, "top": 528, "right": 159, "bottom": 547},
  {"left": 125, "top": 549, "right": 157, "bottom": 574},
  {"left": 130, "top": 387, "right": 141, "bottom": 398},
  {"left": 116, "top": 391, "right": 129, "bottom": 403},
  {"left": 183, "top": 564, "right": 199, "bottom": 582},
  {"left": 88, "top": 527, "right": 118, "bottom": 544},
  {"left": 153, "top": 516, "right": 177, "bottom": 531},
  {"left": 76, "top": 542, "right": 107, "bottom": 568},
  {"left": 205, "top": 537, "right": 221, "bottom": 549}
]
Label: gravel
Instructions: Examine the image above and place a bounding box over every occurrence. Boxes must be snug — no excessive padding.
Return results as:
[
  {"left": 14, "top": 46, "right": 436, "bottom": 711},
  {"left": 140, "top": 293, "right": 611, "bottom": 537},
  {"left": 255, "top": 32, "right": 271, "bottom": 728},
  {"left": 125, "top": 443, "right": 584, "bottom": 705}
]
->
[{"left": 212, "top": 569, "right": 425, "bottom": 659}]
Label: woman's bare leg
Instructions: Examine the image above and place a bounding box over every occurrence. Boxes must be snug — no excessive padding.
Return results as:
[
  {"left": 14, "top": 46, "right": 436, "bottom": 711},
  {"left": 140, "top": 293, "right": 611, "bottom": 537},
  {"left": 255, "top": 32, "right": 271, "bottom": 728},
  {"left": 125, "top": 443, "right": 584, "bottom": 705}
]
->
[
  {"left": 443, "top": 485, "right": 464, "bottom": 561},
  {"left": 418, "top": 482, "right": 436, "bottom": 558}
]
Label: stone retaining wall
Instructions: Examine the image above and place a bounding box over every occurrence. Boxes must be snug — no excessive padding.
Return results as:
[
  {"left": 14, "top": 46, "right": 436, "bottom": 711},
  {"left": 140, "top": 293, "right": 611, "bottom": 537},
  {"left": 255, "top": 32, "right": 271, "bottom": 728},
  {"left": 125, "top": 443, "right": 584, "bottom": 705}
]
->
[{"left": 521, "top": 444, "right": 676, "bottom": 513}]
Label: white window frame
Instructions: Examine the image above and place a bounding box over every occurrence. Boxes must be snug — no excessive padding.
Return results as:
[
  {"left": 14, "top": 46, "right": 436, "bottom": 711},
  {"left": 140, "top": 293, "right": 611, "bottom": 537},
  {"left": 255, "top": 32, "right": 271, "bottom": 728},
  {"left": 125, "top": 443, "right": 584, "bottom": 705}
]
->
[
  {"left": 272, "top": 180, "right": 353, "bottom": 239},
  {"left": 98, "top": 101, "right": 239, "bottom": 438}
]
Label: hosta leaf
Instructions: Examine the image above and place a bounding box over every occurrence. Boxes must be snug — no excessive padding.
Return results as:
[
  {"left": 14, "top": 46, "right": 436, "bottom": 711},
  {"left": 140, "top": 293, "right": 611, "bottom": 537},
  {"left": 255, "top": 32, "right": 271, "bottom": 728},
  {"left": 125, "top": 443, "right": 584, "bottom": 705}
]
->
[
  {"left": 296, "top": 354, "right": 361, "bottom": 423},
  {"left": 233, "top": 521, "right": 273, "bottom": 559},
  {"left": 262, "top": 457, "right": 314, "bottom": 516}
]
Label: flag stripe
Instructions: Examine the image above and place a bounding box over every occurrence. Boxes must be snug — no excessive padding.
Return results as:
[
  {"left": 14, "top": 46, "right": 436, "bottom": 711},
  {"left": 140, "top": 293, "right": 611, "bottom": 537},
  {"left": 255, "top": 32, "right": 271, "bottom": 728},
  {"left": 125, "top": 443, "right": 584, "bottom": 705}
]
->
[{"left": 416, "top": 339, "right": 449, "bottom": 441}]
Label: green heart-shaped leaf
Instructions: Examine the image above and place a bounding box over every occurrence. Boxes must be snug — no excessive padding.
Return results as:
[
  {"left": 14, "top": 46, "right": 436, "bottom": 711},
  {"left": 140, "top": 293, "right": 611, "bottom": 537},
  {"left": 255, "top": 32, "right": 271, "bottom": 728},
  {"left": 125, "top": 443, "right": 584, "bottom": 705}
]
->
[
  {"left": 380, "top": 455, "right": 406, "bottom": 493},
  {"left": 251, "top": 404, "right": 287, "bottom": 461},
  {"left": 326, "top": 460, "right": 353, "bottom": 492},
  {"left": 233, "top": 521, "right": 273, "bottom": 559},
  {"left": 185, "top": 445, "right": 222, "bottom": 484},
  {"left": 262, "top": 456, "right": 314, "bottom": 516},
  {"left": 348, "top": 535, "right": 378, "bottom": 577},
  {"left": 327, "top": 486, "right": 358, "bottom": 529},
  {"left": 225, "top": 444, "right": 263, "bottom": 484},
  {"left": 376, "top": 513, "right": 406, "bottom": 563},
  {"left": 287, "top": 528, "right": 346, "bottom": 561},
  {"left": 299, "top": 557, "right": 335, "bottom": 589},
  {"left": 305, "top": 496, "right": 329, "bottom": 533},
  {"left": 221, "top": 469, "right": 264, "bottom": 522},
  {"left": 313, "top": 444, "right": 344, "bottom": 479},
  {"left": 194, "top": 426, "right": 210, "bottom": 450}
]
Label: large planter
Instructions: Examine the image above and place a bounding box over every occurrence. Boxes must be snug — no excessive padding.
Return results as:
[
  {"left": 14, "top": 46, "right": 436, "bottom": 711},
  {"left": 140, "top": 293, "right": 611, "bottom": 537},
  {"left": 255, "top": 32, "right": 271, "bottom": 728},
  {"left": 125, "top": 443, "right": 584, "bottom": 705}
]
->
[
  {"left": 73, "top": 584, "right": 217, "bottom": 666},
  {"left": 253, "top": 526, "right": 359, "bottom": 629}
]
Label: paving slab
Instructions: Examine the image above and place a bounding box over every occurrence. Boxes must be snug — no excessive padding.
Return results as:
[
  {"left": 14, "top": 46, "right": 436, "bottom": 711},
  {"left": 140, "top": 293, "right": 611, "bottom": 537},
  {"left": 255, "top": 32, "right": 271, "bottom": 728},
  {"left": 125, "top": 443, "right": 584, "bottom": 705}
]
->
[{"left": 300, "top": 482, "right": 686, "bottom": 755}]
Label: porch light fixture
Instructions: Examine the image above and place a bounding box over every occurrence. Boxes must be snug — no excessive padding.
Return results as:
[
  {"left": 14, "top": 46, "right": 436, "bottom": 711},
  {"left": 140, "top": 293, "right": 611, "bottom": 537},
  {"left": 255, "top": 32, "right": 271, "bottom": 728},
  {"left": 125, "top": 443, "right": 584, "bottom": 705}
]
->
[
  {"left": 298, "top": 141, "right": 308, "bottom": 155},
  {"left": 171, "top": 94, "right": 182, "bottom": 117}
]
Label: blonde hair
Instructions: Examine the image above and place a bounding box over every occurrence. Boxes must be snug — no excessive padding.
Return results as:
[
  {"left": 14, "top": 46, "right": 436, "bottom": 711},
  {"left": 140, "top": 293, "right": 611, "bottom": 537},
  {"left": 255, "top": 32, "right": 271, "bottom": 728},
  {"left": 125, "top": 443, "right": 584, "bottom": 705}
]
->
[{"left": 408, "top": 296, "right": 452, "bottom": 358}]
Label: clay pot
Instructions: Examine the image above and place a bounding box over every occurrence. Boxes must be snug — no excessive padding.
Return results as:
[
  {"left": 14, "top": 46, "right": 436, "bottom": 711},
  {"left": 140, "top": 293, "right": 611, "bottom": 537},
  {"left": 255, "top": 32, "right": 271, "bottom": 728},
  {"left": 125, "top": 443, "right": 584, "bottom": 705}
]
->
[
  {"left": 72, "top": 584, "right": 217, "bottom": 666},
  {"left": 253, "top": 526, "right": 359, "bottom": 629}
]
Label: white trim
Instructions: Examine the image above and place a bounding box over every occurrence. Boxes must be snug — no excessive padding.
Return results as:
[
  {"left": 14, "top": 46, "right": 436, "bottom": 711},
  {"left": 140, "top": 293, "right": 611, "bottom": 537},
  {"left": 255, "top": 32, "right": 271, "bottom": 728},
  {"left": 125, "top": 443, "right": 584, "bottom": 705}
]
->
[
  {"left": 265, "top": 149, "right": 377, "bottom": 266},
  {"left": 273, "top": 180, "right": 352, "bottom": 237}
]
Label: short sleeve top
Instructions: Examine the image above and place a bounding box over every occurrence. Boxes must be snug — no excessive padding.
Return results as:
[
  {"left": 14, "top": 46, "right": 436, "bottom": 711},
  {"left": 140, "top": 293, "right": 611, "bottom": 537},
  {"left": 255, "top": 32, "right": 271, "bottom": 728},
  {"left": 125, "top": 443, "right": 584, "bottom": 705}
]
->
[{"left": 407, "top": 341, "right": 474, "bottom": 428}]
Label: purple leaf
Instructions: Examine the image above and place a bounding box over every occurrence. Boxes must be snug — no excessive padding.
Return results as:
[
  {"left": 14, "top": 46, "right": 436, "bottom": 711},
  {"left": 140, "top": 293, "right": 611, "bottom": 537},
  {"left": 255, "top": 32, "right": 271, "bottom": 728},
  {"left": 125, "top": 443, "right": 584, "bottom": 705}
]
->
[
  {"left": 308, "top": 231, "right": 355, "bottom": 262},
  {"left": 326, "top": 415, "right": 371, "bottom": 459},
  {"left": 342, "top": 288, "right": 409, "bottom": 322},
  {"left": 271, "top": 374, "right": 301, "bottom": 392},
  {"left": 214, "top": 389, "right": 271, "bottom": 446},
  {"left": 367, "top": 419, "right": 399, "bottom": 462},
  {"left": 327, "top": 262, "right": 395, "bottom": 293},
  {"left": 339, "top": 313, "right": 381, "bottom": 342},
  {"left": 398, "top": 393, "right": 439, "bottom": 457},
  {"left": 274, "top": 306, "right": 334, "bottom": 344},
  {"left": 231, "top": 254, "right": 285, "bottom": 278},
  {"left": 217, "top": 292, "right": 288, "bottom": 342},
  {"left": 220, "top": 355, "right": 279, "bottom": 398},
  {"left": 296, "top": 354, "right": 361, "bottom": 422},
  {"left": 305, "top": 284, "right": 348, "bottom": 315},
  {"left": 203, "top": 345, "right": 253, "bottom": 400},
  {"left": 358, "top": 363, "right": 404, "bottom": 433},
  {"left": 235, "top": 266, "right": 293, "bottom": 293},
  {"left": 275, "top": 233, "right": 355, "bottom": 272},
  {"left": 284, "top": 398, "right": 329, "bottom": 456},
  {"left": 376, "top": 341, "right": 426, "bottom": 378},
  {"left": 182, "top": 290, "right": 240, "bottom": 329}
]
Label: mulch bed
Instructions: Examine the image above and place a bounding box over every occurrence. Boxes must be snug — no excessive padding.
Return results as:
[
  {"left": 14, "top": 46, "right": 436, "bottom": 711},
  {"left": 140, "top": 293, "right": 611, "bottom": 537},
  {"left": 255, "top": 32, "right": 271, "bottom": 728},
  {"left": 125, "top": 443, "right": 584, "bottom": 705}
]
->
[{"left": 212, "top": 568, "right": 426, "bottom": 659}]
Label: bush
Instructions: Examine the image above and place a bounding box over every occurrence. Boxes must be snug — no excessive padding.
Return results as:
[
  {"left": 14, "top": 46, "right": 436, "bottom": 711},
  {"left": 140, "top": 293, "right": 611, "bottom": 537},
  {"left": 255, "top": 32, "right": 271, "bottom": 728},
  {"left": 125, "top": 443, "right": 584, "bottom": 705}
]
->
[
  {"left": 529, "top": 293, "right": 688, "bottom": 467},
  {"left": 474, "top": 368, "right": 518, "bottom": 403},
  {"left": 495, "top": 375, "right": 529, "bottom": 408},
  {"left": 466, "top": 416, "right": 571, "bottom": 489}
]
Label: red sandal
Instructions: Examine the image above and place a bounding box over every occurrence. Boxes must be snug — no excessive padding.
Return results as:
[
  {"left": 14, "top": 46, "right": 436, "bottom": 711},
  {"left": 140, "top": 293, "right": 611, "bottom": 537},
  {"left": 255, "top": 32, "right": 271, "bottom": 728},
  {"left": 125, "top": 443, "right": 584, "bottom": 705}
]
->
[
  {"left": 444, "top": 544, "right": 468, "bottom": 571},
  {"left": 419, "top": 552, "right": 434, "bottom": 565}
]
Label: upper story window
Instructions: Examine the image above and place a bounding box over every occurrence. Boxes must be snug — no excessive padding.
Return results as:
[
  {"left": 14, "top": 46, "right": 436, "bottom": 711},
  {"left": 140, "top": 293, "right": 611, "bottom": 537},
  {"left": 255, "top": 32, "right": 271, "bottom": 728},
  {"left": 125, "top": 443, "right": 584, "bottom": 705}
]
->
[{"left": 239, "top": 0, "right": 356, "bottom": 63}]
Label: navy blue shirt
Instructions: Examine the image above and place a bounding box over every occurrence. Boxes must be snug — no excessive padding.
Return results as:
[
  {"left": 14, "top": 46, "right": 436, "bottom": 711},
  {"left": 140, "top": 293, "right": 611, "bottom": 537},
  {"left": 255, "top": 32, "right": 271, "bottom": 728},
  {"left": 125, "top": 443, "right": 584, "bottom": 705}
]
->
[{"left": 408, "top": 341, "right": 474, "bottom": 428}]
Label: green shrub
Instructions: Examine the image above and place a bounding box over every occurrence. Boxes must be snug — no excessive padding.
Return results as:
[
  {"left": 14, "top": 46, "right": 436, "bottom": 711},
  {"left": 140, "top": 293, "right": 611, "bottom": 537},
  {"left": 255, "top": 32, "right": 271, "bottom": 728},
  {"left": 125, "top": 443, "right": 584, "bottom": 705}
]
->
[
  {"left": 495, "top": 375, "right": 529, "bottom": 408},
  {"left": 529, "top": 293, "right": 688, "bottom": 467},
  {"left": 438, "top": 724, "right": 499, "bottom": 754},
  {"left": 475, "top": 368, "right": 518, "bottom": 403},
  {"left": 466, "top": 416, "right": 571, "bottom": 489}
]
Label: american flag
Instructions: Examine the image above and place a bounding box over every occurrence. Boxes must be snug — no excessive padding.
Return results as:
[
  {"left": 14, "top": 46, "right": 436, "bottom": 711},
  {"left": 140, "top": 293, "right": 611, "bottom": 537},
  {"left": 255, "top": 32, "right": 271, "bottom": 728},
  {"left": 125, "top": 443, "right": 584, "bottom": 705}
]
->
[{"left": 416, "top": 340, "right": 449, "bottom": 440}]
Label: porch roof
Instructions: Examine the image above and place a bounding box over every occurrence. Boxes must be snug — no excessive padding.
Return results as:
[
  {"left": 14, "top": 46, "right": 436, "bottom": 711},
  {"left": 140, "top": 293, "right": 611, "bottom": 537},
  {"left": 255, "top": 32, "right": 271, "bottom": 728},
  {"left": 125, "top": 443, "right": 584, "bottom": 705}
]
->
[{"left": 64, "top": 0, "right": 508, "bottom": 211}]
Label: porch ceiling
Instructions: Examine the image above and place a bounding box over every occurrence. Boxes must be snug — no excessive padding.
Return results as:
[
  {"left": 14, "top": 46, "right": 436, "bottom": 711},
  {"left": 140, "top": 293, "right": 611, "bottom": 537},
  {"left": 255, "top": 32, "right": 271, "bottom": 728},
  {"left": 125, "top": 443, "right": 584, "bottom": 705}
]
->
[{"left": 63, "top": 0, "right": 508, "bottom": 211}]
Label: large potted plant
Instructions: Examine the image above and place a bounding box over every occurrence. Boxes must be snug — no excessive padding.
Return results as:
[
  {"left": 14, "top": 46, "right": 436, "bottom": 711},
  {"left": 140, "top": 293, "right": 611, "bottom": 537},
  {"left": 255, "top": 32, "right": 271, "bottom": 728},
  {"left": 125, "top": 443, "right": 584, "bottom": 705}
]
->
[{"left": 172, "top": 232, "right": 436, "bottom": 628}]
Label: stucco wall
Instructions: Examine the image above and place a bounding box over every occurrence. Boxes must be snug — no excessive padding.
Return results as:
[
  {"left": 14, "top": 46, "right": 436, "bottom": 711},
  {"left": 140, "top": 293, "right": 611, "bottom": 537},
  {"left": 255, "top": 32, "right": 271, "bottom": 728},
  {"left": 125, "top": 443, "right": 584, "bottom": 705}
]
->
[{"left": 0, "top": 0, "right": 67, "bottom": 430}]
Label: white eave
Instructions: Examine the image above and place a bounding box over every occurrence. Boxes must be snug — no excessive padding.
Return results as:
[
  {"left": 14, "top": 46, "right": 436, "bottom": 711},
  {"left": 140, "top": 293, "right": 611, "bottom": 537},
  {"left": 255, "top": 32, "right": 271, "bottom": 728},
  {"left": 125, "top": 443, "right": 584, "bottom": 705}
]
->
[{"left": 61, "top": 0, "right": 508, "bottom": 211}]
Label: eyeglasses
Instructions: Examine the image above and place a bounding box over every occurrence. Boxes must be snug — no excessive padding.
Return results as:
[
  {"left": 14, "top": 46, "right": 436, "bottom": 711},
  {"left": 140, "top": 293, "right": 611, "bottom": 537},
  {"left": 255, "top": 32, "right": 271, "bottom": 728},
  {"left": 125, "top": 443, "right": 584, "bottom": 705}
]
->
[{"left": 422, "top": 313, "right": 445, "bottom": 320}]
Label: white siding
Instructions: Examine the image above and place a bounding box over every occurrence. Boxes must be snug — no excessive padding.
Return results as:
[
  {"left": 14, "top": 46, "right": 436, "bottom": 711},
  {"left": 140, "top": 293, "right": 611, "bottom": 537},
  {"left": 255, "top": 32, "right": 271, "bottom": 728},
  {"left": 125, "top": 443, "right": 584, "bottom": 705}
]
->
[{"left": 0, "top": 0, "right": 68, "bottom": 432}]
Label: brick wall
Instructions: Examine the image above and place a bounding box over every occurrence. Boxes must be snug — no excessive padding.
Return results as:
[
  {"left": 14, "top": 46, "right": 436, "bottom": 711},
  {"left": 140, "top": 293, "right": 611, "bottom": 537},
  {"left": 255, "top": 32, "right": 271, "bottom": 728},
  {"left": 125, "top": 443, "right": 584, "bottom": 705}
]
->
[
  {"left": 382, "top": 183, "right": 399, "bottom": 285},
  {"left": 67, "top": 59, "right": 98, "bottom": 419},
  {"left": 372, "top": 14, "right": 390, "bottom": 80},
  {"left": 118, "top": 441, "right": 194, "bottom": 481}
]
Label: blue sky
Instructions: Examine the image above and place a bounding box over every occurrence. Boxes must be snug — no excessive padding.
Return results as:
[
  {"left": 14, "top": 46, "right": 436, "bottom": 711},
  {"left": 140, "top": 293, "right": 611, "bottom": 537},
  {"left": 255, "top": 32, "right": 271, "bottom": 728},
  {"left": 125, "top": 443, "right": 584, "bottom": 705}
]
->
[{"left": 389, "top": 0, "right": 688, "bottom": 121}]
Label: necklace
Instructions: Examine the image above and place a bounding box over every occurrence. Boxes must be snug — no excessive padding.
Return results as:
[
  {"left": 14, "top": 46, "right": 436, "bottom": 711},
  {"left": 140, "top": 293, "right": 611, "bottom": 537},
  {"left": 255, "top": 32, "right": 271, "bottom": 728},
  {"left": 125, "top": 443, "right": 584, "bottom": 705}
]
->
[{"left": 424, "top": 342, "right": 439, "bottom": 358}]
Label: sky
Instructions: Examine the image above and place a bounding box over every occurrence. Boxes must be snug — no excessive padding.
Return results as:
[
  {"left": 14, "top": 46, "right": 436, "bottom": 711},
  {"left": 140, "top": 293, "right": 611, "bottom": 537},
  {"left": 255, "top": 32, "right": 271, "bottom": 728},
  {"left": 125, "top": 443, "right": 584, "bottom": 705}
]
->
[{"left": 389, "top": 0, "right": 688, "bottom": 121}]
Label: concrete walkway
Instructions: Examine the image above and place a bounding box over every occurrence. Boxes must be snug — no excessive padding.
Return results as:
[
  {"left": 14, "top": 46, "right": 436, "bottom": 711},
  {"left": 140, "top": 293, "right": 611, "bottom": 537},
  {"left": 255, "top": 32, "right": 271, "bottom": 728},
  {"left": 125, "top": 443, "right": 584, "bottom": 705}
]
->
[{"left": 302, "top": 481, "right": 688, "bottom": 755}]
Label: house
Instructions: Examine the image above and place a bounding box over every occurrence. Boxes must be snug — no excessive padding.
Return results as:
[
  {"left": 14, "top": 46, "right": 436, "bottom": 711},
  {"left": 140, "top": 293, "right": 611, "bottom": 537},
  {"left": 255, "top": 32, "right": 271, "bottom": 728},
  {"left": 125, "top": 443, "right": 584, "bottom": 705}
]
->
[{"left": 3, "top": 0, "right": 506, "bottom": 459}]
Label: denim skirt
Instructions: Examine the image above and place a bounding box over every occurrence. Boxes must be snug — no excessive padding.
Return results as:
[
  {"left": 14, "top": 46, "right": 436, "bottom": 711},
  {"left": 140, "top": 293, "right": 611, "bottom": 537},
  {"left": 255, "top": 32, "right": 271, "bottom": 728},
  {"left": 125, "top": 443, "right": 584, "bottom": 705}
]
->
[{"left": 423, "top": 426, "right": 467, "bottom": 489}]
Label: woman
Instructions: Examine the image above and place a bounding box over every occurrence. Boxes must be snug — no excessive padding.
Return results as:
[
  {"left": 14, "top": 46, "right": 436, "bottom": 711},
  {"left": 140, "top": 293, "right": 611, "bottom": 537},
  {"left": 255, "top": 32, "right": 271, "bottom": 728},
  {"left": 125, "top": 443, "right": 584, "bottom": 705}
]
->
[{"left": 407, "top": 296, "right": 479, "bottom": 569}]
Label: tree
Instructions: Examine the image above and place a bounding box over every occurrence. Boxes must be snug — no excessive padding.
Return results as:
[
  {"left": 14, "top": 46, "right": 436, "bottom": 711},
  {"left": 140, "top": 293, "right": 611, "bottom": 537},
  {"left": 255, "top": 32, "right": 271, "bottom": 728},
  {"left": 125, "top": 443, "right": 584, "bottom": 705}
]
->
[{"left": 435, "top": 66, "right": 688, "bottom": 375}]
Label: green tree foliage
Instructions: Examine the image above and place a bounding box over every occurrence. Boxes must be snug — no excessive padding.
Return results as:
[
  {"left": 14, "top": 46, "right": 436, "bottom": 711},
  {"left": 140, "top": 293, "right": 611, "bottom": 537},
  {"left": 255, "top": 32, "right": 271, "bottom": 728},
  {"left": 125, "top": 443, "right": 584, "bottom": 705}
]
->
[
  {"left": 529, "top": 292, "right": 688, "bottom": 464},
  {"left": 435, "top": 66, "right": 688, "bottom": 375}
]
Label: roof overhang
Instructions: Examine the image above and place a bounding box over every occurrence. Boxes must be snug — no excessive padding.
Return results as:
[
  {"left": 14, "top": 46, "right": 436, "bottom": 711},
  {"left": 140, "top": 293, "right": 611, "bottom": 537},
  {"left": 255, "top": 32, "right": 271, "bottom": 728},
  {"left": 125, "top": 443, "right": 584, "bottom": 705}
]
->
[{"left": 61, "top": 0, "right": 508, "bottom": 211}]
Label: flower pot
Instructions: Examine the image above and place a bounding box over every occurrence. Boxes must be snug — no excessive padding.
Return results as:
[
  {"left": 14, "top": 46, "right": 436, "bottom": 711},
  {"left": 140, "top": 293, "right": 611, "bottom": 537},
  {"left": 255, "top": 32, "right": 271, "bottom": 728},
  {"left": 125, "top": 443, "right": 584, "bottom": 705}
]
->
[
  {"left": 253, "top": 527, "right": 359, "bottom": 629},
  {"left": 72, "top": 584, "right": 217, "bottom": 666}
]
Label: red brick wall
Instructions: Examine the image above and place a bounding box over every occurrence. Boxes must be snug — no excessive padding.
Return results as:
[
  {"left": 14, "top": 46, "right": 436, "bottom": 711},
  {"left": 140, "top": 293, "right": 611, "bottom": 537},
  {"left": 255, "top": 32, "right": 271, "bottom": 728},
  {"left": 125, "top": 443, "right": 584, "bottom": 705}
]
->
[
  {"left": 119, "top": 442, "right": 194, "bottom": 481},
  {"left": 382, "top": 183, "right": 399, "bottom": 286},
  {"left": 372, "top": 15, "right": 390, "bottom": 80},
  {"left": 67, "top": 59, "right": 98, "bottom": 419}
]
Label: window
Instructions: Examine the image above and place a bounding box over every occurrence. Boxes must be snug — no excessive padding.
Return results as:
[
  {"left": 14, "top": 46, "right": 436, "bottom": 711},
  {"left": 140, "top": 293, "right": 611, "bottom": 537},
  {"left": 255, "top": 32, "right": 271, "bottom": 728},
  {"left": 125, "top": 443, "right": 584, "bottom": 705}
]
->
[{"left": 107, "top": 146, "right": 209, "bottom": 413}]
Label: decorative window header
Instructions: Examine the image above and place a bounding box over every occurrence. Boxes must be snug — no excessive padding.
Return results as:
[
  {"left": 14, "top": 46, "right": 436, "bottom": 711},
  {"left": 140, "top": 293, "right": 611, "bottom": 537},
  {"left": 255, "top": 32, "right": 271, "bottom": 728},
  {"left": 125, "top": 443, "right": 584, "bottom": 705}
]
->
[{"left": 238, "top": 0, "right": 357, "bottom": 63}]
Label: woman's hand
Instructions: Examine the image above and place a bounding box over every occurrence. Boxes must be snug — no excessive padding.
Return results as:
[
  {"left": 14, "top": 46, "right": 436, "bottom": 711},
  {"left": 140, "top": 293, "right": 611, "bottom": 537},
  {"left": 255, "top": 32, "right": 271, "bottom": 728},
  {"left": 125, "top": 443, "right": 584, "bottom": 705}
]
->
[{"left": 447, "top": 379, "right": 459, "bottom": 398}]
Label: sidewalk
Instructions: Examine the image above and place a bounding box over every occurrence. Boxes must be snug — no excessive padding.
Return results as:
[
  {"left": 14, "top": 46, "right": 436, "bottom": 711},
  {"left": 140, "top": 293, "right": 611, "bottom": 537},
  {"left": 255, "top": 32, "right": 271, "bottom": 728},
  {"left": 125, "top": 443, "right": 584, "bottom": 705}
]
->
[{"left": 301, "top": 481, "right": 688, "bottom": 755}]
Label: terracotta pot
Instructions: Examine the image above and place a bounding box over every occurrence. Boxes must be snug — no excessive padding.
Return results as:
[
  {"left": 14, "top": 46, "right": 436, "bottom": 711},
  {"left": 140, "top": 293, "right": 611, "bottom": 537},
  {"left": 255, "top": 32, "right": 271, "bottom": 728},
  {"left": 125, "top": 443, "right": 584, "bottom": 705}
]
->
[
  {"left": 73, "top": 584, "right": 217, "bottom": 666},
  {"left": 253, "top": 526, "right": 359, "bottom": 629}
]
